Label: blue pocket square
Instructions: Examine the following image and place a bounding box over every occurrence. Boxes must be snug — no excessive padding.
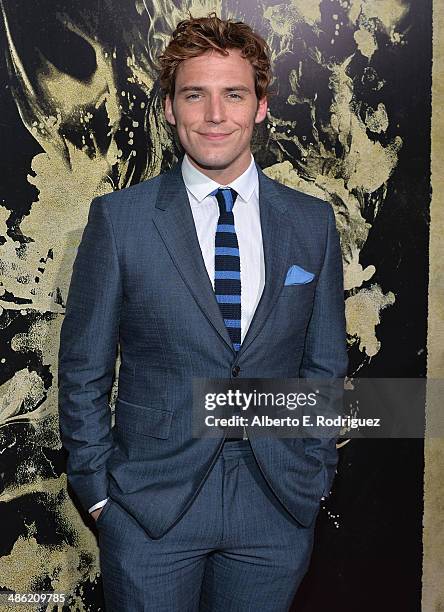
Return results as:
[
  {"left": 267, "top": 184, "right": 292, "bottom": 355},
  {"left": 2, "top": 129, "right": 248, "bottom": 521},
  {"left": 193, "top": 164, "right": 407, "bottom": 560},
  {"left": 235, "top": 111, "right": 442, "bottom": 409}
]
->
[{"left": 284, "top": 264, "right": 315, "bottom": 285}]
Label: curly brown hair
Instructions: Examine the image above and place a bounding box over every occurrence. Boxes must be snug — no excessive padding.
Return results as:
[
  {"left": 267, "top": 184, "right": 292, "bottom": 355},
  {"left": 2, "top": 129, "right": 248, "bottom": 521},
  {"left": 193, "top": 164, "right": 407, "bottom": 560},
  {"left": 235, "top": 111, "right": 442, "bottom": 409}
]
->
[{"left": 156, "top": 12, "right": 273, "bottom": 102}]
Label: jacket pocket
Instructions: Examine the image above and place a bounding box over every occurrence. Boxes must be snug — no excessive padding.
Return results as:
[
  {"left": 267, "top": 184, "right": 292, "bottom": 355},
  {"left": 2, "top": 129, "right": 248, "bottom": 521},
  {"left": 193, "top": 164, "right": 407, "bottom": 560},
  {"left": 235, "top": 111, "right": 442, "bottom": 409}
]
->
[
  {"left": 278, "top": 281, "right": 317, "bottom": 298},
  {"left": 115, "top": 397, "right": 172, "bottom": 439}
]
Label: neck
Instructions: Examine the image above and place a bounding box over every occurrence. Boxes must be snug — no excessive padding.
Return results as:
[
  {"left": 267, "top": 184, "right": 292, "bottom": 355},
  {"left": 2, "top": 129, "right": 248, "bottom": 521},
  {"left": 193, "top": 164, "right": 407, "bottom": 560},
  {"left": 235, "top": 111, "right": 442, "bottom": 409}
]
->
[{"left": 185, "top": 151, "right": 252, "bottom": 184}]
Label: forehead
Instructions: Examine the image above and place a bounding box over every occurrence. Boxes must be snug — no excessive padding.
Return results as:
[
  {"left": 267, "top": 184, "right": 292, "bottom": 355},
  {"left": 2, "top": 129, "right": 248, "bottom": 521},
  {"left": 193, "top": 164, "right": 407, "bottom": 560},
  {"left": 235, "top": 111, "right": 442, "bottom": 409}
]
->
[{"left": 175, "top": 48, "right": 255, "bottom": 86}]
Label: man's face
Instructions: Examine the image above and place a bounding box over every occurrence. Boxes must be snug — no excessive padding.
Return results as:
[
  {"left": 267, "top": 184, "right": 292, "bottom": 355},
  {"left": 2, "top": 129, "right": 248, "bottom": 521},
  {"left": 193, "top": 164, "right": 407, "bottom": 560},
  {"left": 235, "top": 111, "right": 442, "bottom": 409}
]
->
[{"left": 164, "top": 48, "right": 268, "bottom": 178}]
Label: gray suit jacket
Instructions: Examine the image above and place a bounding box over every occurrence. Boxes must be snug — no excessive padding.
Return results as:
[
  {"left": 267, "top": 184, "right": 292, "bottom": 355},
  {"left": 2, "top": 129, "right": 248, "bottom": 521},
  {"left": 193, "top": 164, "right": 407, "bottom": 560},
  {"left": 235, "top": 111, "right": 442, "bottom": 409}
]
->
[{"left": 58, "top": 156, "right": 348, "bottom": 539}]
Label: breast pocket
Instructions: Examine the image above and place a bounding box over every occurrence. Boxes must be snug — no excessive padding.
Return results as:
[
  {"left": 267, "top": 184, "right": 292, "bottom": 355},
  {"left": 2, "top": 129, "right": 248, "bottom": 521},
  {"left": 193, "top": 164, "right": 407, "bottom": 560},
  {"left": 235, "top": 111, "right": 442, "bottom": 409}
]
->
[{"left": 278, "top": 281, "right": 316, "bottom": 299}]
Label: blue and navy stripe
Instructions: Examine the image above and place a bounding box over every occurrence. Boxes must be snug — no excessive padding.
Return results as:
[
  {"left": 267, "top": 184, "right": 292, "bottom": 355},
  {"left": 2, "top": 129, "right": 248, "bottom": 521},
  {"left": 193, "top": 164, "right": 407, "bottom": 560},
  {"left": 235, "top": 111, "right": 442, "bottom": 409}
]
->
[{"left": 211, "top": 187, "right": 241, "bottom": 352}]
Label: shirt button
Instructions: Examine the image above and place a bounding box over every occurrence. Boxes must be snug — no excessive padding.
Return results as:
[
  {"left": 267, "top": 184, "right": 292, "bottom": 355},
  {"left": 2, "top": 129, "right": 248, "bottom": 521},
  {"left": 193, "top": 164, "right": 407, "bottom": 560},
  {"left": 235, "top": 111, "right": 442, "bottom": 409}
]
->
[{"left": 232, "top": 366, "right": 240, "bottom": 377}]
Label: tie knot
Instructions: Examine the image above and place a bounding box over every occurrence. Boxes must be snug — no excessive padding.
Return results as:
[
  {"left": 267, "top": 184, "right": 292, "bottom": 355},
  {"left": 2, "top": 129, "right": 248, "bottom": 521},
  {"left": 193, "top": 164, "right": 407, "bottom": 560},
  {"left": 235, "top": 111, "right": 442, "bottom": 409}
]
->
[{"left": 210, "top": 187, "right": 238, "bottom": 215}]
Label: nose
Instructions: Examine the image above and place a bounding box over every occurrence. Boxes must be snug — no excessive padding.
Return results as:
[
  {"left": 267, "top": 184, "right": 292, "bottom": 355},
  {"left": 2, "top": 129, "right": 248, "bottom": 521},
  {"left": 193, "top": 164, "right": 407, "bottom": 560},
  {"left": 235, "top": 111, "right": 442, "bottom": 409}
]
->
[{"left": 204, "top": 94, "right": 226, "bottom": 124}]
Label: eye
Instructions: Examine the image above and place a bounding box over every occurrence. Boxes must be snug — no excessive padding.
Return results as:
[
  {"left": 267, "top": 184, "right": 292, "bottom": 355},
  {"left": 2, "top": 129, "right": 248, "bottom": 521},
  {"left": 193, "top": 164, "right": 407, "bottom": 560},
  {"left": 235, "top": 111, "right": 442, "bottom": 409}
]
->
[
  {"left": 186, "top": 93, "right": 201, "bottom": 100},
  {"left": 228, "top": 93, "right": 242, "bottom": 99}
]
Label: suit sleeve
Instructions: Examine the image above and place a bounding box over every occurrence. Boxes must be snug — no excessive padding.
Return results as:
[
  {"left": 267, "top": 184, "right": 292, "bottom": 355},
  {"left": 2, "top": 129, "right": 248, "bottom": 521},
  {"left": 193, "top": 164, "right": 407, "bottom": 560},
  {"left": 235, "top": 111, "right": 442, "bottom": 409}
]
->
[
  {"left": 58, "top": 196, "right": 122, "bottom": 511},
  {"left": 299, "top": 204, "right": 348, "bottom": 498}
]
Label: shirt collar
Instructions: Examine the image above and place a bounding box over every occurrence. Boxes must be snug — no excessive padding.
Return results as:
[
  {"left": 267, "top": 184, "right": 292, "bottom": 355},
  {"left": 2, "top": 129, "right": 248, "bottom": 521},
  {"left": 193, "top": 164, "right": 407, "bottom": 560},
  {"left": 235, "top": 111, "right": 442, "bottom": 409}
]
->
[{"left": 181, "top": 152, "right": 258, "bottom": 203}]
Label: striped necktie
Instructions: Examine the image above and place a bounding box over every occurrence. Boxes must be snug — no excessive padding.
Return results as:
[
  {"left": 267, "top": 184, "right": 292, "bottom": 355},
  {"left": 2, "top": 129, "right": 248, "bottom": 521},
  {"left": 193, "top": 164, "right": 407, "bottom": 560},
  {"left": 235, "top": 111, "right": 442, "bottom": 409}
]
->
[
  {"left": 211, "top": 187, "right": 246, "bottom": 440},
  {"left": 210, "top": 187, "right": 241, "bottom": 352}
]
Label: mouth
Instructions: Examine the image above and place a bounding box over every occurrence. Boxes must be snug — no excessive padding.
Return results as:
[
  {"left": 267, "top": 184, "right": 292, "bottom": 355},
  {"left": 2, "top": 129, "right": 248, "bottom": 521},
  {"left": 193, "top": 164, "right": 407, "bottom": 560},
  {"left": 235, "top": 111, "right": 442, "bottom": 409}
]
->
[{"left": 198, "top": 132, "right": 233, "bottom": 140}]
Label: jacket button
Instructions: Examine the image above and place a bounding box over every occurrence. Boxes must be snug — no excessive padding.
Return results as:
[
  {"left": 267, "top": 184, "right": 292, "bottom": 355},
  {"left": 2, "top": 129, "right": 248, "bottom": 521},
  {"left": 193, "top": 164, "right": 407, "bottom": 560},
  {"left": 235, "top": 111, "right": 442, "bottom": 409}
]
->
[{"left": 232, "top": 366, "right": 240, "bottom": 377}]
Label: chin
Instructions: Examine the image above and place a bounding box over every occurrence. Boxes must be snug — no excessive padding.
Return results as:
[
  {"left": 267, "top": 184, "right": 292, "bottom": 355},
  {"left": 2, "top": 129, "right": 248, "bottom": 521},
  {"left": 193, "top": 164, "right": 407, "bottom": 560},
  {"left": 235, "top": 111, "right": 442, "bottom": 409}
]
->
[{"left": 188, "top": 150, "right": 238, "bottom": 170}]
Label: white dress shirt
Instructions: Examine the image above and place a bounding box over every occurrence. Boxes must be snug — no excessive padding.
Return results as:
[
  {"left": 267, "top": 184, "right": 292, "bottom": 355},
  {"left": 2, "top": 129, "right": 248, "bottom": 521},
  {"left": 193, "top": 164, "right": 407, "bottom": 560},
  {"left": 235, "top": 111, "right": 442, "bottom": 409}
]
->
[
  {"left": 181, "top": 152, "right": 265, "bottom": 343},
  {"left": 88, "top": 152, "right": 264, "bottom": 513}
]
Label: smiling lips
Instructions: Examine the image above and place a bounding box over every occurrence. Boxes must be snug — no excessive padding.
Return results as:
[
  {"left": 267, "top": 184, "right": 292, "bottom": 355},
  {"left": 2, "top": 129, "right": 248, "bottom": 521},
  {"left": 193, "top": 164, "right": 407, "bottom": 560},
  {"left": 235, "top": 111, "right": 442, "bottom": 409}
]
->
[{"left": 199, "top": 132, "right": 232, "bottom": 140}]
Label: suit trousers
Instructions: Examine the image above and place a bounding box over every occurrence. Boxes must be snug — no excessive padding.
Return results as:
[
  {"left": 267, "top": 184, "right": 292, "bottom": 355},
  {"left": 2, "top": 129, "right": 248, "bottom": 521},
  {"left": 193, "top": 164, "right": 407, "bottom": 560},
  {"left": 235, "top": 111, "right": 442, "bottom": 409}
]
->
[{"left": 97, "top": 440, "right": 317, "bottom": 612}]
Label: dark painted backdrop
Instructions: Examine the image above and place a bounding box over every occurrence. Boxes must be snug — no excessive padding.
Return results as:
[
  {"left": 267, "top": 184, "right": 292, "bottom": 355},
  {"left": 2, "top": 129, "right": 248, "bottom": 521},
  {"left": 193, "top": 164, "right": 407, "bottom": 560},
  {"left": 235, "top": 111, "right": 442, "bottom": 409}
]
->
[{"left": 0, "top": 1, "right": 429, "bottom": 610}]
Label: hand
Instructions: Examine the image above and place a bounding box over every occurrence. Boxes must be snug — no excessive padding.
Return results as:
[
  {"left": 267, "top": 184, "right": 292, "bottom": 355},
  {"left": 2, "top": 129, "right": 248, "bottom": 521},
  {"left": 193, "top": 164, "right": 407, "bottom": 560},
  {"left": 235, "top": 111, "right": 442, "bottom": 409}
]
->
[{"left": 91, "top": 507, "right": 103, "bottom": 522}]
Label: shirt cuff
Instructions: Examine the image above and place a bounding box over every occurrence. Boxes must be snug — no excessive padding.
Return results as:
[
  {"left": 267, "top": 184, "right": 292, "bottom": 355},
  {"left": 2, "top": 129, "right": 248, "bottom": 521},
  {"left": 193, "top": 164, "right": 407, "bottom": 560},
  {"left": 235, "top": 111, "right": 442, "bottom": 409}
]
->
[{"left": 88, "top": 498, "right": 109, "bottom": 513}]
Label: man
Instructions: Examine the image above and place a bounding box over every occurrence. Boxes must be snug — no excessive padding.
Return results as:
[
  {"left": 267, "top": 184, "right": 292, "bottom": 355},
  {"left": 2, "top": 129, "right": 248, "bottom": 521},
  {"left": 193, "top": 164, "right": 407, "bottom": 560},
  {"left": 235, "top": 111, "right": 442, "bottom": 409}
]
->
[{"left": 58, "top": 12, "right": 347, "bottom": 612}]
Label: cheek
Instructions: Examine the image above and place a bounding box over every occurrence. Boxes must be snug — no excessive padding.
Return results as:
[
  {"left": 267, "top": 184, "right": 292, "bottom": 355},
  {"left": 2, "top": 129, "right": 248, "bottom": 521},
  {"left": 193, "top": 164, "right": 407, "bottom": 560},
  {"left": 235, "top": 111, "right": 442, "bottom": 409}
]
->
[
  {"left": 237, "top": 109, "right": 259, "bottom": 128},
  {"left": 171, "top": 106, "right": 195, "bottom": 127}
]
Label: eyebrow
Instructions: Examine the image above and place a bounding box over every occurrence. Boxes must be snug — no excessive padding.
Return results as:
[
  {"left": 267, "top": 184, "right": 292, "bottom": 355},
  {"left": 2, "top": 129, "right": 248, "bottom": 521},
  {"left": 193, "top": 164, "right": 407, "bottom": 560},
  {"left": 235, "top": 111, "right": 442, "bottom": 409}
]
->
[{"left": 177, "top": 85, "right": 251, "bottom": 94}]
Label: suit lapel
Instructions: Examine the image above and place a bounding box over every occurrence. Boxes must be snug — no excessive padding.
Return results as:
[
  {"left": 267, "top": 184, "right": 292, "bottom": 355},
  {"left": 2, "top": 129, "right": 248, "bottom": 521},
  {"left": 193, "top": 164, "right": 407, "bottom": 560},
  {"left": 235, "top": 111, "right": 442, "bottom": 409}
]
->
[
  {"left": 152, "top": 157, "right": 296, "bottom": 357},
  {"left": 152, "top": 160, "right": 235, "bottom": 351},
  {"left": 237, "top": 164, "right": 294, "bottom": 357}
]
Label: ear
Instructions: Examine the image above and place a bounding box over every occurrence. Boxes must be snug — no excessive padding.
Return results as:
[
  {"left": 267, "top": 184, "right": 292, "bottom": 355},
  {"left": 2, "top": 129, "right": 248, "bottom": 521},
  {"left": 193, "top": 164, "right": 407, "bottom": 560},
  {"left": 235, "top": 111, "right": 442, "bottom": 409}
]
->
[
  {"left": 164, "top": 94, "right": 176, "bottom": 126},
  {"left": 254, "top": 96, "right": 268, "bottom": 125}
]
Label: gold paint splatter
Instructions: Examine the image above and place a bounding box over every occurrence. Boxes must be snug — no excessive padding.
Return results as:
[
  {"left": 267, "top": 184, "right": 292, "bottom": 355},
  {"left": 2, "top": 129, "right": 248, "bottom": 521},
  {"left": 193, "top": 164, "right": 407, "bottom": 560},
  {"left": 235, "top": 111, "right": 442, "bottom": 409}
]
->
[
  {"left": 349, "top": 0, "right": 408, "bottom": 32},
  {"left": 354, "top": 27, "right": 378, "bottom": 59},
  {"left": 344, "top": 250, "right": 376, "bottom": 290},
  {"left": 0, "top": 314, "right": 66, "bottom": 432},
  {"left": 289, "top": 0, "right": 322, "bottom": 25},
  {"left": 345, "top": 284, "right": 396, "bottom": 356},
  {"left": 0, "top": 475, "right": 101, "bottom": 608},
  {"left": 263, "top": 0, "right": 321, "bottom": 56},
  {"left": 329, "top": 57, "right": 402, "bottom": 192},
  {"left": 0, "top": 369, "right": 45, "bottom": 423},
  {"left": 263, "top": 160, "right": 328, "bottom": 200},
  {"left": 365, "top": 102, "right": 389, "bottom": 133}
]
